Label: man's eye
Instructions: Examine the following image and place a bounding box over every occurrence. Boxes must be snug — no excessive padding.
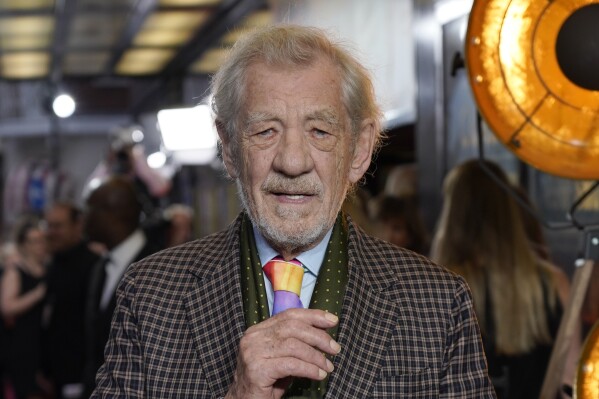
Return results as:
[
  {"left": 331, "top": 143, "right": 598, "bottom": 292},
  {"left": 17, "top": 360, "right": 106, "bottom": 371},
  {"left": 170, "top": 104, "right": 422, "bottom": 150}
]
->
[
  {"left": 248, "top": 128, "right": 278, "bottom": 147},
  {"left": 257, "top": 128, "right": 274, "bottom": 137},
  {"left": 309, "top": 128, "right": 337, "bottom": 152},
  {"left": 313, "top": 129, "right": 330, "bottom": 138}
]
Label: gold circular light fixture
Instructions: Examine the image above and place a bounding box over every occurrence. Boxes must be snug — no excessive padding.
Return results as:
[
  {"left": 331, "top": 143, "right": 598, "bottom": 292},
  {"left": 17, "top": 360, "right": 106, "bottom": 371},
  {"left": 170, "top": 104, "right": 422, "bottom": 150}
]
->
[
  {"left": 574, "top": 320, "right": 599, "bottom": 398},
  {"left": 466, "top": 0, "right": 599, "bottom": 180}
]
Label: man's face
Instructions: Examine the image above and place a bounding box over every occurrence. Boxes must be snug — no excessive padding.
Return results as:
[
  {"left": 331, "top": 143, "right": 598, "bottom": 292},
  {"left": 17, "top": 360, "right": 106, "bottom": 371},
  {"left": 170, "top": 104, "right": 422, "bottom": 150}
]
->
[
  {"left": 45, "top": 206, "right": 81, "bottom": 253},
  {"left": 220, "top": 58, "right": 374, "bottom": 256},
  {"left": 83, "top": 191, "right": 108, "bottom": 245}
]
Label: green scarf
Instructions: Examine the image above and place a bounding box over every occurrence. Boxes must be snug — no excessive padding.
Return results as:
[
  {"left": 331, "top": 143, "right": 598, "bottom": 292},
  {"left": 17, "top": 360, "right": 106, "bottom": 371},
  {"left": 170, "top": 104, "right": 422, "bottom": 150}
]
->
[{"left": 240, "top": 213, "right": 349, "bottom": 398}]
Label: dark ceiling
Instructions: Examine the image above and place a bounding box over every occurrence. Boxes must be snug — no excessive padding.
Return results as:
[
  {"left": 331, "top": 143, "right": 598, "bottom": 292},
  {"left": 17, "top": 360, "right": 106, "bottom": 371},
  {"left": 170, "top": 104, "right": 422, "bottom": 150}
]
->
[{"left": 0, "top": 0, "right": 271, "bottom": 116}]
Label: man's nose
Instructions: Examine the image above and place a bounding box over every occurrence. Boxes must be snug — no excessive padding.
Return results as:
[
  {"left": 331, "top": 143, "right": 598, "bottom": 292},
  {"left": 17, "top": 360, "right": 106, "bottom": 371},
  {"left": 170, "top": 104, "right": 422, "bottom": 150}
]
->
[{"left": 272, "top": 129, "right": 314, "bottom": 176}]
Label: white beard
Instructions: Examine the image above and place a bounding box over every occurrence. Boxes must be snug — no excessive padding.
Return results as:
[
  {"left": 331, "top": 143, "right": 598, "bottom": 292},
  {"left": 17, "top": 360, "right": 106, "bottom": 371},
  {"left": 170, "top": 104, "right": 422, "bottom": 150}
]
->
[{"left": 236, "top": 177, "right": 341, "bottom": 253}]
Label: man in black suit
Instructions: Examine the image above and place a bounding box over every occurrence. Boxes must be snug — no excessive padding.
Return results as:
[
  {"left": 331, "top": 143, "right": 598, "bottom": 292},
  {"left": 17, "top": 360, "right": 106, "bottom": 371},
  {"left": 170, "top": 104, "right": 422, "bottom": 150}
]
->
[
  {"left": 43, "top": 202, "right": 100, "bottom": 399},
  {"left": 82, "top": 176, "right": 161, "bottom": 395}
]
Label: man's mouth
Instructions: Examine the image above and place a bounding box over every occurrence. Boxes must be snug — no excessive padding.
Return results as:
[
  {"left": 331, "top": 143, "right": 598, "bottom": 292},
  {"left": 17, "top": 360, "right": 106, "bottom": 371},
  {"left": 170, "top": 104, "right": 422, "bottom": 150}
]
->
[
  {"left": 274, "top": 192, "right": 311, "bottom": 200},
  {"left": 282, "top": 194, "right": 306, "bottom": 200}
]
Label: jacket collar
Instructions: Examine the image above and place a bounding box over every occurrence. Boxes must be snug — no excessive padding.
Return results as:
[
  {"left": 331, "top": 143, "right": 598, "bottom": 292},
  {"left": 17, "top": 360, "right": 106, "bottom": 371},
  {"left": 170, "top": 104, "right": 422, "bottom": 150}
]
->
[
  {"left": 183, "top": 214, "right": 246, "bottom": 396},
  {"left": 184, "top": 213, "right": 399, "bottom": 397},
  {"left": 326, "top": 215, "right": 399, "bottom": 396}
]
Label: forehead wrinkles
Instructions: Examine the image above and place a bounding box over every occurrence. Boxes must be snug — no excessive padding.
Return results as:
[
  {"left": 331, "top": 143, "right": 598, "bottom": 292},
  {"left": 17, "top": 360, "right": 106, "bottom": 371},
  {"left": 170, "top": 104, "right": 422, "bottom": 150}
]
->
[
  {"left": 242, "top": 111, "right": 275, "bottom": 131},
  {"left": 242, "top": 107, "right": 344, "bottom": 131}
]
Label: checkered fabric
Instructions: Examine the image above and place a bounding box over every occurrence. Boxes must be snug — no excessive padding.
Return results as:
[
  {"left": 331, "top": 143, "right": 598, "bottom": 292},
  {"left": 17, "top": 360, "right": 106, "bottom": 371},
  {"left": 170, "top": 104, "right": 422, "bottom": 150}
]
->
[{"left": 92, "top": 212, "right": 497, "bottom": 398}]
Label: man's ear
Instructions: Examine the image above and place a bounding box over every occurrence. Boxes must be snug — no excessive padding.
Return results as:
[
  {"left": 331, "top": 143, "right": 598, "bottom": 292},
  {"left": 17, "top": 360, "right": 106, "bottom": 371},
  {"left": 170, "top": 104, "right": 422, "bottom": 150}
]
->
[
  {"left": 216, "top": 120, "right": 239, "bottom": 179},
  {"left": 348, "top": 119, "right": 376, "bottom": 184}
]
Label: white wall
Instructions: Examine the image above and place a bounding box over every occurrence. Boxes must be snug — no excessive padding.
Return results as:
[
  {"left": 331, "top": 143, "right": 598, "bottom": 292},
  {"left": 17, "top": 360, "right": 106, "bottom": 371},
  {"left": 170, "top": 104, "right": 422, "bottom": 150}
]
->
[{"left": 271, "top": 0, "right": 416, "bottom": 127}]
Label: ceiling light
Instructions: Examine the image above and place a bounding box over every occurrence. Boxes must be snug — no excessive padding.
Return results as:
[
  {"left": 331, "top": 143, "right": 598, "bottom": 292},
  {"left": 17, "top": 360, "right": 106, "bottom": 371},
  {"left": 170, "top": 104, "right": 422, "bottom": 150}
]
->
[
  {"left": 52, "top": 93, "right": 76, "bottom": 118},
  {"left": 131, "top": 129, "right": 144, "bottom": 143},
  {"left": 147, "top": 151, "right": 167, "bottom": 169},
  {"left": 157, "top": 104, "right": 218, "bottom": 165},
  {"left": 157, "top": 105, "right": 217, "bottom": 151}
]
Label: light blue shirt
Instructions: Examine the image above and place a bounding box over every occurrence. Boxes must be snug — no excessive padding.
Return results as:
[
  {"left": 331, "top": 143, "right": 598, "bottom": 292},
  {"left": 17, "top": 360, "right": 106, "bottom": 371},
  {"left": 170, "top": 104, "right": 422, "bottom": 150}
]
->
[{"left": 253, "top": 225, "right": 333, "bottom": 316}]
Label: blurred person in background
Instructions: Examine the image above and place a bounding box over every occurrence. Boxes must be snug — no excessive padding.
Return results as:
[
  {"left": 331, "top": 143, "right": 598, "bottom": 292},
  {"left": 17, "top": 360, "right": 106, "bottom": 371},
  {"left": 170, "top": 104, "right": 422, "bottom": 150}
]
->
[
  {"left": 341, "top": 187, "right": 376, "bottom": 235},
  {"left": 512, "top": 185, "right": 552, "bottom": 261},
  {"left": 142, "top": 203, "right": 196, "bottom": 250},
  {"left": 1, "top": 219, "right": 49, "bottom": 399},
  {"left": 84, "top": 126, "right": 175, "bottom": 252},
  {"left": 0, "top": 243, "right": 20, "bottom": 399},
  {"left": 511, "top": 184, "right": 581, "bottom": 395},
  {"left": 431, "top": 159, "right": 572, "bottom": 399},
  {"left": 82, "top": 176, "right": 162, "bottom": 396},
  {"left": 83, "top": 126, "right": 172, "bottom": 222},
  {"left": 382, "top": 163, "right": 418, "bottom": 198},
  {"left": 42, "top": 202, "right": 100, "bottom": 399},
  {"left": 370, "top": 194, "right": 430, "bottom": 255},
  {"left": 162, "top": 203, "right": 195, "bottom": 248}
]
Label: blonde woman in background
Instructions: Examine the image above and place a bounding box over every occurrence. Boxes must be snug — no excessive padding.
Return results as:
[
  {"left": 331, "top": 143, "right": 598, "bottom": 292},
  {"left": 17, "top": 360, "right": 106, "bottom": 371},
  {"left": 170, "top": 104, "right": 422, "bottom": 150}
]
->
[{"left": 431, "top": 159, "right": 572, "bottom": 399}]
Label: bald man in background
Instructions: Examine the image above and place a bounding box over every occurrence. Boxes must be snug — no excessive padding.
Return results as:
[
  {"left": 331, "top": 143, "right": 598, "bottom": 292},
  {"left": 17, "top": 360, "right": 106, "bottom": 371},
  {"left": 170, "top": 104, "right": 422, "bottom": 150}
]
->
[{"left": 82, "top": 176, "right": 162, "bottom": 396}]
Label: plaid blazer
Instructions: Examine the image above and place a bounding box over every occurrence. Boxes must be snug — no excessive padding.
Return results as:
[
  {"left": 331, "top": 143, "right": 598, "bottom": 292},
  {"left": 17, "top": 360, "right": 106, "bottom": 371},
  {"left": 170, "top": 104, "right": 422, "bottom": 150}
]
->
[{"left": 92, "top": 214, "right": 496, "bottom": 398}]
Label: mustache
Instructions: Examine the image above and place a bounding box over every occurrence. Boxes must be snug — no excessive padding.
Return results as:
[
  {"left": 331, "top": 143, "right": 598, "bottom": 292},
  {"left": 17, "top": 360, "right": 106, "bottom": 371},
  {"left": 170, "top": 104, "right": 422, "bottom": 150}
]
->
[{"left": 262, "top": 174, "right": 323, "bottom": 196}]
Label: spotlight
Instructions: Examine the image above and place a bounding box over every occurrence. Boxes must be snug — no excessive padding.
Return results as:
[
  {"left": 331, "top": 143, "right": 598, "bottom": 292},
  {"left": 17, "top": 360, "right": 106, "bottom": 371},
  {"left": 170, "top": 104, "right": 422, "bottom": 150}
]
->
[
  {"left": 147, "top": 151, "right": 167, "bottom": 169},
  {"left": 157, "top": 104, "right": 218, "bottom": 165},
  {"left": 52, "top": 93, "right": 76, "bottom": 118}
]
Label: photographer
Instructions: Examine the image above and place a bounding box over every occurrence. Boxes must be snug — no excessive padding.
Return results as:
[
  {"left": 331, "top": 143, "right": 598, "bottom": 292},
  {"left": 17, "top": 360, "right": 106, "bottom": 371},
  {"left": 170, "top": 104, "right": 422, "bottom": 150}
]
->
[{"left": 83, "top": 126, "right": 171, "bottom": 219}]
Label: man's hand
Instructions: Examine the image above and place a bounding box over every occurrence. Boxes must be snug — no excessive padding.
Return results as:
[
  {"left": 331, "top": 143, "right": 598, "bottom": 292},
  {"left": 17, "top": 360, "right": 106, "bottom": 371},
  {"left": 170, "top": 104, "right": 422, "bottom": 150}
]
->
[{"left": 226, "top": 309, "right": 340, "bottom": 399}]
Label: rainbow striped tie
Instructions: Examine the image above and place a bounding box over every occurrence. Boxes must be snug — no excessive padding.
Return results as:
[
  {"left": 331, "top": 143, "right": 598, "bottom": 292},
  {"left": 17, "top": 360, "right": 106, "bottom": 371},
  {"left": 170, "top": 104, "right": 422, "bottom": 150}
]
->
[{"left": 263, "top": 257, "right": 304, "bottom": 315}]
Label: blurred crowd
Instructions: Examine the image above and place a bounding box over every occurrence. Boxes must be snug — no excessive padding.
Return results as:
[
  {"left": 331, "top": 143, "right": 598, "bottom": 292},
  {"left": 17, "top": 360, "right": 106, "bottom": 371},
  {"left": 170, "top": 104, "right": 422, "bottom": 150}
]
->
[
  {"left": 0, "top": 134, "right": 193, "bottom": 399},
  {"left": 0, "top": 157, "right": 596, "bottom": 399}
]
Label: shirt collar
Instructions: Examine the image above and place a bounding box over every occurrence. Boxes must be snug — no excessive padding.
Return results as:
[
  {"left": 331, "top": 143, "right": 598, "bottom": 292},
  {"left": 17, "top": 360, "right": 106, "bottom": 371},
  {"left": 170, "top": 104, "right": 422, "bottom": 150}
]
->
[
  {"left": 252, "top": 224, "right": 333, "bottom": 277},
  {"left": 109, "top": 229, "right": 146, "bottom": 270}
]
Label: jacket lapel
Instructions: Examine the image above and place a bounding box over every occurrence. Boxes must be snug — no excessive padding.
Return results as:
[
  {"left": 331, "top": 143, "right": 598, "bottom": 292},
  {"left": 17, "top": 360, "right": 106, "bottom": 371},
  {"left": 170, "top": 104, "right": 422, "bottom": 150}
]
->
[
  {"left": 326, "top": 221, "right": 398, "bottom": 397},
  {"left": 182, "top": 219, "right": 246, "bottom": 397},
  {"left": 179, "top": 215, "right": 400, "bottom": 396}
]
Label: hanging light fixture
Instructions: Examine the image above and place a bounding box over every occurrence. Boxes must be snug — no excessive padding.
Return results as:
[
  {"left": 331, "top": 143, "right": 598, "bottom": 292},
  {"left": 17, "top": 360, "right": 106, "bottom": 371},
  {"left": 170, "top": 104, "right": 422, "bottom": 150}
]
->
[
  {"left": 52, "top": 92, "right": 76, "bottom": 118},
  {"left": 466, "top": 0, "right": 599, "bottom": 180},
  {"left": 575, "top": 320, "right": 599, "bottom": 399}
]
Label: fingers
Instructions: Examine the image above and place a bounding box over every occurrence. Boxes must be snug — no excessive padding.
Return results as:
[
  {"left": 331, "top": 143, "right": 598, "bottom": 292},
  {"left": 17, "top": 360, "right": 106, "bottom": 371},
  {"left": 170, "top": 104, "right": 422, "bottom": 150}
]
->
[
  {"left": 248, "top": 310, "right": 340, "bottom": 356},
  {"left": 268, "top": 336, "right": 335, "bottom": 373},
  {"left": 287, "top": 308, "right": 340, "bottom": 330},
  {"left": 230, "top": 308, "right": 341, "bottom": 397},
  {"left": 252, "top": 308, "right": 339, "bottom": 332},
  {"left": 240, "top": 326, "right": 339, "bottom": 374},
  {"left": 272, "top": 331, "right": 339, "bottom": 360},
  {"left": 270, "top": 355, "right": 332, "bottom": 381}
]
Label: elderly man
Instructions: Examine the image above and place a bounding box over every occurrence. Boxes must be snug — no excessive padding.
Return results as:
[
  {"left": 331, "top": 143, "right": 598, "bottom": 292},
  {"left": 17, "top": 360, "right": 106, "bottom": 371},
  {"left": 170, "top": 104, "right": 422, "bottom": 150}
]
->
[{"left": 93, "top": 25, "right": 495, "bottom": 398}]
